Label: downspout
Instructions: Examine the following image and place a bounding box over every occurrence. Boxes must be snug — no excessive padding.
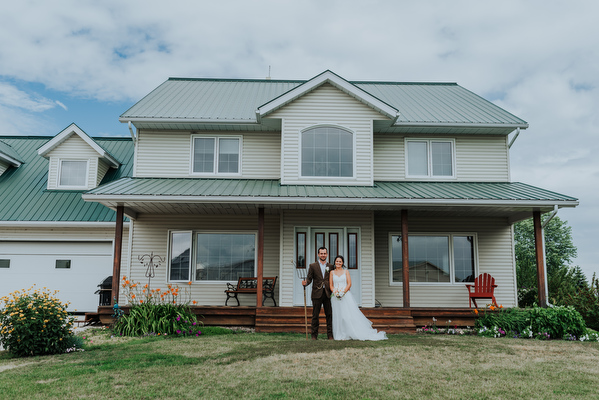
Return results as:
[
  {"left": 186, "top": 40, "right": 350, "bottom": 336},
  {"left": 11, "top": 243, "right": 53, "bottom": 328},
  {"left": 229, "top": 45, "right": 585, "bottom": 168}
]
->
[
  {"left": 128, "top": 121, "right": 137, "bottom": 145},
  {"left": 541, "top": 205, "right": 559, "bottom": 307},
  {"left": 508, "top": 127, "right": 521, "bottom": 149}
]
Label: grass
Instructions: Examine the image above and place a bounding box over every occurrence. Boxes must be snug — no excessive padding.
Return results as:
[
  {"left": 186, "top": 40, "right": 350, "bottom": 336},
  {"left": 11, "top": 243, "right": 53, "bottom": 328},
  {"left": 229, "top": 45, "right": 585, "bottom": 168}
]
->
[{"left": 1, "top": 328, "right": 599, "bottom": 399}]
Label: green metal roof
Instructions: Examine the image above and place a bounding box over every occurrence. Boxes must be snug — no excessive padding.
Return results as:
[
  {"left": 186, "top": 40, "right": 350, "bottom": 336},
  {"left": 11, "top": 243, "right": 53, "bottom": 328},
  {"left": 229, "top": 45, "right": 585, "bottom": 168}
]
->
[
  {"left": 120, "top": 71, "right": 528, "bottom": 134},
  {"left": 85, "top": 178, "right": 577, "bottom": 205},
  {"left": 0, "top": 137, "right": 134, "bottom": 222},
  {"left": 0, "top": 139, "right": 24, "bottom": 165}
]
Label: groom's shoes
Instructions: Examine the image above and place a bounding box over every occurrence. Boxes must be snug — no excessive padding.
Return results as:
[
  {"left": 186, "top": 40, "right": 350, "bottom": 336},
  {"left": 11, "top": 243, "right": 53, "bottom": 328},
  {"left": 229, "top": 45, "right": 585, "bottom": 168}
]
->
[
  {"left": 328, "top": 336, "right": 333, "bottom": 340},
  {"left": 311, "top": 335, "right": 318, "bottom": 340}
]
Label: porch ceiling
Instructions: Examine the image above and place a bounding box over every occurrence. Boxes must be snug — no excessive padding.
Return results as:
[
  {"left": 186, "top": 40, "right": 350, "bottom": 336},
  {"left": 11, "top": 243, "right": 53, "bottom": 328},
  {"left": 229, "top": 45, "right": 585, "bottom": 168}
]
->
[{"left": 82, "top": 178, "right": 578, "bottom": 222}]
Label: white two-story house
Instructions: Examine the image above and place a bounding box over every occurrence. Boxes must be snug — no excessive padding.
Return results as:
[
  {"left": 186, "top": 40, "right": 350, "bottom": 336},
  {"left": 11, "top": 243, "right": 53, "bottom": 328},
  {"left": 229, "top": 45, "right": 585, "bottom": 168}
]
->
[{"left": 82, "top": 70, "right": 578, "bottom": 329}]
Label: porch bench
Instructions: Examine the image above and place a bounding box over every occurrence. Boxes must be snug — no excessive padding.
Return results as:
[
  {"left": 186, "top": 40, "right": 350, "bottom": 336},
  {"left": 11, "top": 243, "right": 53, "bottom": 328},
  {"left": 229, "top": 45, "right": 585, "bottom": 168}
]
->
[{"left": 225, "top": 276, "right": 277, "bottom": 306}]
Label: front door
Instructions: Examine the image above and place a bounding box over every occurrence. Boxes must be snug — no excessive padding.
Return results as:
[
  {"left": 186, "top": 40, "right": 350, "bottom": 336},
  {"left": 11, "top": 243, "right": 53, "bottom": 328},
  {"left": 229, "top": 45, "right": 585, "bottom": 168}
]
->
[{"left": 293, "top": 228, "right": 361, "bottom": 306}]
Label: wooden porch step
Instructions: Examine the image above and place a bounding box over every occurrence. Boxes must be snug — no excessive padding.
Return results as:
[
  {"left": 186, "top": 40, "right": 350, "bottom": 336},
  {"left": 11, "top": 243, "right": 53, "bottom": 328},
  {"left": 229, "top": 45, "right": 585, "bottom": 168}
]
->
[{"left": 255, "top": 306, "right": 416, "bottom": 334}]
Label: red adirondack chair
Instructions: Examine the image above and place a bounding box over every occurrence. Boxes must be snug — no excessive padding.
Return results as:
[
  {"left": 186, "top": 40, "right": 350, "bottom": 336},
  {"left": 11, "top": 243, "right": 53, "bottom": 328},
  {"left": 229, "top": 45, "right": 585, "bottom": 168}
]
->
[{"left": 465, "top": 273, "right": 497, "bottom": 308}]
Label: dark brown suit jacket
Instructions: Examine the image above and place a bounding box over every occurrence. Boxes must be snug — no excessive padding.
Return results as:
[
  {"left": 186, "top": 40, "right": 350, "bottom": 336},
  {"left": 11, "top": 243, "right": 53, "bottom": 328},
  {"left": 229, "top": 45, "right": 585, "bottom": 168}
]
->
[{"left": 306, "top": 262, "right": 333, "bottom": 300}]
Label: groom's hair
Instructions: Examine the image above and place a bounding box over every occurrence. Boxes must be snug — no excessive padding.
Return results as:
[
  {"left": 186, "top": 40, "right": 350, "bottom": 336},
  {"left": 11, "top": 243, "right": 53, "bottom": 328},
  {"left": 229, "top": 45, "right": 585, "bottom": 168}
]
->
[{"left": 317, "top": 246, "right": 327, "bottom": 254}]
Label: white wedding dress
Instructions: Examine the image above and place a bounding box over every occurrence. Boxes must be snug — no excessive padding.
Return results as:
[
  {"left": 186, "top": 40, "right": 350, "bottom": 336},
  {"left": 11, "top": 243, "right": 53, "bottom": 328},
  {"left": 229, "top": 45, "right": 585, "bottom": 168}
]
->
[{"left": 331, "top": 272, "right": 387, "bottom": 341}]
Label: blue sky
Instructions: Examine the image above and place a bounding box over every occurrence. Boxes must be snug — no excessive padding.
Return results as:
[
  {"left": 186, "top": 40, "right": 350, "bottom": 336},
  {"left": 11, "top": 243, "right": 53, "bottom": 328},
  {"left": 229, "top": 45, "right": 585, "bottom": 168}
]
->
[{"left": 1, "top": 0, "right": 598, "bottom": 280}]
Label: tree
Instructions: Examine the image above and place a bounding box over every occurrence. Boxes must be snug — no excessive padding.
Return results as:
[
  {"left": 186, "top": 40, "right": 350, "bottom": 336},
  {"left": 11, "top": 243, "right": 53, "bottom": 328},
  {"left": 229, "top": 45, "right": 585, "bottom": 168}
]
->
[{"left": 514, "top": 216, "right": 582, "bottom": 306}]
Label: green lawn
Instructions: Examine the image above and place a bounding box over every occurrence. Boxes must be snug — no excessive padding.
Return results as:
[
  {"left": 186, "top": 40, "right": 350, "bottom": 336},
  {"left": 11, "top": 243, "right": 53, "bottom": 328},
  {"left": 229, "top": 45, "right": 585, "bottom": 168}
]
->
[{"left": 1, "top": 329, "right": 598, "bottom": 399}]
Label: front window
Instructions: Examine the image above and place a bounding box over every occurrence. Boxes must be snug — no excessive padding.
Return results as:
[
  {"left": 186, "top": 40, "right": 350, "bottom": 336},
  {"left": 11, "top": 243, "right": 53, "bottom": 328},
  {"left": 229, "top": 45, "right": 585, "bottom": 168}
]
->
[
  {"left": 391, "top": 234, "right": 475, "bottom": 283},
  {"left": 192, "top": 136, "right": 240, "bottom": 174},
  {"left": 168, "top": 231, "right": 256, "bottom": 282},
  {"left": 301, "top": 126, "right": 353, "bottom": 177},
  {"left": 59, "top": 160, "right": 88, "bottom": 187},
  {"left": 406, "top": 139, "right": 454, "bottom": 178},
  {"left": 195, "top": 233, "right": 255, "bottom": 281}
]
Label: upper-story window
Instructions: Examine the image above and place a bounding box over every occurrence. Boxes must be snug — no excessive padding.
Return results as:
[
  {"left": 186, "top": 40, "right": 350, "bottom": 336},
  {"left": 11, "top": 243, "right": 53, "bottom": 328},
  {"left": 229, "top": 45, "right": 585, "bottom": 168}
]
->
[
  {"left": 192, "top": 136, "right": 241, "bottom": 175},
  {"left": 406, "top": 139, "right": 455, "bottom": 178},
  {"left": 58, "top": 160, "right": 88, "bottom": 188},
  {"left": 301, "top": 126, "right": 353, "bottom": 177}
]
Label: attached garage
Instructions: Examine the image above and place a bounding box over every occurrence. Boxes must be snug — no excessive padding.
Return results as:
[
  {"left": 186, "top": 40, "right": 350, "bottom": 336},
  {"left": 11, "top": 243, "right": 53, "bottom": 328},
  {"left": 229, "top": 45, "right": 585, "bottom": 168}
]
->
[{"left": 0, "top": 241, "right": 114, "bottom": 312}]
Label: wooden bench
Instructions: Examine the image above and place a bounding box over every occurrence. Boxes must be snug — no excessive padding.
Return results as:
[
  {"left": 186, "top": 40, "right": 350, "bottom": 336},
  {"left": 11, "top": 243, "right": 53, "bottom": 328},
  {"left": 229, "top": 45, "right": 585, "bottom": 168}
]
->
[
  {"left": 225, "top": 276, "right": 277, "bottom": 306},
  {"left": 465, "top": 273, "right": 497, "bottom": 308}
]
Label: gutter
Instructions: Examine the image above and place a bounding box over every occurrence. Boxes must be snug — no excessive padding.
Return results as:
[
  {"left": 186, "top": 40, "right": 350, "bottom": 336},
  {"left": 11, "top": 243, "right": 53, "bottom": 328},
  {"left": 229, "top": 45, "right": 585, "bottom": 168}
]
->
[
  {"left": 128, "top": 121, "right": 137, "bottom": 145},
  {"left": 541, "top": 205, "right": 559, "bottom": 307}
]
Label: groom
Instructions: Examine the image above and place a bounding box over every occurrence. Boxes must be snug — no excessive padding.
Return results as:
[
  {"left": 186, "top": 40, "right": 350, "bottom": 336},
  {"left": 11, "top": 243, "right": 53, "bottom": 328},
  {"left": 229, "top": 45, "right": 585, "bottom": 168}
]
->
[{"left": 302, "top": 246, "right": 333, "bottom": 340}]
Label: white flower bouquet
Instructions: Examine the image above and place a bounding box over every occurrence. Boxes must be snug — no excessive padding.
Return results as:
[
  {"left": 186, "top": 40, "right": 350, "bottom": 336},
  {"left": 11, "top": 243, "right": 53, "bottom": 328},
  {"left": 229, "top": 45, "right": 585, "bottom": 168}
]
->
[{"left": 332, "top": 289, "right": 345, "bottom": 299}]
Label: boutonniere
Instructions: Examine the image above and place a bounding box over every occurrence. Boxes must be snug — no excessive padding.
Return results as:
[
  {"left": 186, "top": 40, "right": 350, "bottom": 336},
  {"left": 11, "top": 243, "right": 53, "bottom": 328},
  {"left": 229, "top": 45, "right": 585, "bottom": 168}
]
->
[{"left": 325, "top": 267, "right": 329, "bottom": 273}]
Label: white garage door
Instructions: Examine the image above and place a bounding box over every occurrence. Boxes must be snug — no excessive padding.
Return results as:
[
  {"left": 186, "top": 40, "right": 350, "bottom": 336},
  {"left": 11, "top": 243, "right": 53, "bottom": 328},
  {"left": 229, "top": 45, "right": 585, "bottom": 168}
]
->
[{"left": 0, "top": 241, "right": 113, "bottom": 312}]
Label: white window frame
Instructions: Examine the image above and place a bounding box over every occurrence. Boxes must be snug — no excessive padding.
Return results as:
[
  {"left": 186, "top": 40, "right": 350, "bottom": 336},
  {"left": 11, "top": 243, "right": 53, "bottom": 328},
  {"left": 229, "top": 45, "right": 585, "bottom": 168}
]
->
[
  {"left": 57, "top": 159, "right": 89, "bottom": 189},
  {"left": 168, "top": 230, "right": 257, "bottom": 283},
  {"left": 299, "top": 125, "right": 356, "bottom": 180},
  {"left": 388, "top": 232, "right": 478, "bottom": 286},
  {"left": 405, "top": 138, "right": 456, "bottom": 179},
  {"left": 168, "top": 230, "right": 193, "bottom": 282},
  {"left": 190, "top": 135, "right": 242, "bottom": 176}
]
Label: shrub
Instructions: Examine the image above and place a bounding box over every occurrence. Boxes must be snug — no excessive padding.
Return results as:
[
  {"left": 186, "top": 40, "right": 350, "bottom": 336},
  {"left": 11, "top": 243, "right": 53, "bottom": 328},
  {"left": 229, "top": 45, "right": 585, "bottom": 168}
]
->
[
  {"left": 475, "top": 305, "right": 529, "bottom": 334},
  {"left": 473, "top": 304, "right": 587, "bottom": 340},
  {"left": 0, "top": 286, "right": 75, "bottom": 357},
  {"left": 112, "top": 277, "right": 201, "bottom": 336},
  {"left": 529, "top": 305, "right": 586, "bottom": 339},
  {"left": 562, "top": 274, "right": 599, "bottom": 331}
]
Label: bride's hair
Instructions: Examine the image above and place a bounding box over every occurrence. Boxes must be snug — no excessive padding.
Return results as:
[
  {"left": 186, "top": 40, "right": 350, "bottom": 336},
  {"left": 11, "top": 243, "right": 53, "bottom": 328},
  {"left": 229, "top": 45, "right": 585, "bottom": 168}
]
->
[{"left": 334, "top": 255, "right": 346, "bottom": 269}]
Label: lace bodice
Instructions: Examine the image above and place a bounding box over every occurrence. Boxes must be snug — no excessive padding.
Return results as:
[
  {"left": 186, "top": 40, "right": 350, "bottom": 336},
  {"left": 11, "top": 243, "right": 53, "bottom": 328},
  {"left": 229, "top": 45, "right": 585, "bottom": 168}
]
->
[{"left": 332, "top": 272, "right": 347, "bottom": 292}]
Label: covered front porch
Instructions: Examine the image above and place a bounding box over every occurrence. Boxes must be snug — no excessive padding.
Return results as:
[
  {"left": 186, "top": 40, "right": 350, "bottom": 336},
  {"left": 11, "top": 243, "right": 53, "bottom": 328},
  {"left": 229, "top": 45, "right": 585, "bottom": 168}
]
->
[{"left": 82, "top": 178, "right": 579, "bottom": 323}]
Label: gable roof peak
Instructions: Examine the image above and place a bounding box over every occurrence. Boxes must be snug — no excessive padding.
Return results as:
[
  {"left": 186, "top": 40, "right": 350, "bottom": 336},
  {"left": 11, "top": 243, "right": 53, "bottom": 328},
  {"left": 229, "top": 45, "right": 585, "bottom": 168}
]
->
[
  {"left": 256, "top": 69, "right": 400, "bottom": 122},
  {"left": 37, "top": 123, "right": 120, "bottom": 167}
]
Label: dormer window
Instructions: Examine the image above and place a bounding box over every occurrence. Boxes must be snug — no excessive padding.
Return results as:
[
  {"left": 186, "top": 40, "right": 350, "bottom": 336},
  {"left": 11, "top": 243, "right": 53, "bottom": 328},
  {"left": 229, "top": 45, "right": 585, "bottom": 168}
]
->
[
  {"left": 58, "top": 160, "right": 88, "bottom": 188},
  {"left": 301, "top": 126, "right": 353, "bottom": 177}
]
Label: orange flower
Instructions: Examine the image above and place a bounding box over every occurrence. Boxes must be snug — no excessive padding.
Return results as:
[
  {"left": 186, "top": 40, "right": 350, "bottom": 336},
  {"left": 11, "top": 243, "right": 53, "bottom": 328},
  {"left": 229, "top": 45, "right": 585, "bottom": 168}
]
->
[
  {"left": 192, "top": 300, "right": 197, "bottom": 305},
  {"left": 188, "top": 281, "right": 192, "bottom": 285},
  {"left": 489, "top": 305, "right": 495, "bottom": 311},
  {"left": 474, "top": 309, "right": 479, "bottom": 315},
  {"left": 131, "top": 294, "right": 136, "bottom": 299},
  {"left": 144, "top": 284, "right": 148, "bottom": 289}
]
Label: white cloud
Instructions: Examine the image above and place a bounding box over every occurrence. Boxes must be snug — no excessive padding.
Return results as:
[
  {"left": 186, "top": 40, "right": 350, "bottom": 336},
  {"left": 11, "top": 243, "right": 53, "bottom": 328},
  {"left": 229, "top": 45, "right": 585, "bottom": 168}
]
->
[{"left": 0, "top": 82, "right": 56, "bottom": 112}]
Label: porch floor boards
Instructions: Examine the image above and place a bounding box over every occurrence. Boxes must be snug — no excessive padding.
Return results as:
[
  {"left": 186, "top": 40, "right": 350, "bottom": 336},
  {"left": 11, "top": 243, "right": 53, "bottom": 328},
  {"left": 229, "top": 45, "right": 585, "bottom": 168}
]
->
[{"left": 97, "top": 306, "right": 476, "bottom": 333}]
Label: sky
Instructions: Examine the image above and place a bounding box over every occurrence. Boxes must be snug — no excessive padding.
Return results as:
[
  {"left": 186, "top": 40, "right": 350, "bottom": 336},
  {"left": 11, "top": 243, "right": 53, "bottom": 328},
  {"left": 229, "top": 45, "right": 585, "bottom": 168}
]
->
[{"left": 1, "top": 0, "right": 598, "bottom": 280}]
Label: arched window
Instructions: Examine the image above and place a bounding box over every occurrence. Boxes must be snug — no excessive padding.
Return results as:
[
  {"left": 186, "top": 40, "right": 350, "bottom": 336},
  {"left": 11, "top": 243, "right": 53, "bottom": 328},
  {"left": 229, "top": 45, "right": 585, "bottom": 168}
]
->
[{"left": 301, "top": 126, "right": 353, "bottom": 177}]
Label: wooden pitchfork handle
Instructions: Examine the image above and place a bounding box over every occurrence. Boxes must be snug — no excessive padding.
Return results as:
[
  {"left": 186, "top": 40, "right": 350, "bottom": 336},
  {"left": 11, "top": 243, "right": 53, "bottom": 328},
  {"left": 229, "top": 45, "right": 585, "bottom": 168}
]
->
[{"left": 303, "top": 285, "right": 308, "bottom": 340}]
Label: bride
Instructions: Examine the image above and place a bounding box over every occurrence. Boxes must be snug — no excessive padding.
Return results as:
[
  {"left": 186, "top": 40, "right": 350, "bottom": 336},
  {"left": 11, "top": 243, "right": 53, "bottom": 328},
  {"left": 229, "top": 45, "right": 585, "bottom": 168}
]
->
[{"left": 329, "top": 255, "right": 387, "bottom": 341}]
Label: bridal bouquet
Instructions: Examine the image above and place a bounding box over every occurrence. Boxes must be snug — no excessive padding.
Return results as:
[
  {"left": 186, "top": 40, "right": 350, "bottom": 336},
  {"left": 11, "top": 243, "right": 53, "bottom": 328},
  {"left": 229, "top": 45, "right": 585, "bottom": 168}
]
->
[{"left": 332, "top": 290, "right": 345, "bottom": 299}]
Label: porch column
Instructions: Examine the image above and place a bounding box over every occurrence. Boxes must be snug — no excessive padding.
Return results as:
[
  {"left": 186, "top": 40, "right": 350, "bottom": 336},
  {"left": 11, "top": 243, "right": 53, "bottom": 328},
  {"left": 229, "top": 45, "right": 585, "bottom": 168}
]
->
[
  {"left": 111, "top": 205, "right": 124, "bottom": 306},
  {"left": 257, "top": 207, "right": 264, "bottom": 307},
  {"left": 401, "top": 209, "right": 410, "bottom": 308},
  {"left": 533, "top": 210, "right": 547, "bottom": 307}
]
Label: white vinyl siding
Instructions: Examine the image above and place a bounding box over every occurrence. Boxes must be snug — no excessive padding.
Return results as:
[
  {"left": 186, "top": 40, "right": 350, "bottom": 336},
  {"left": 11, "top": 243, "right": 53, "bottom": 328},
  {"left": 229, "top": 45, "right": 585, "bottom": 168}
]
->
[
  {"left": 127, "top": 214, "right": 280, "bottom": 306},
  {"left": 279, "top": 210, "right": 375, "bottom": 307},
  {"left": 96, "top": 159, "right": 112, "bottom": 186},
  {"left": 269, "top": 83, "right": 388, "bottom": 186},
  {"left": 46, "top": 135, "right": 100, "bottom": 190},
  {"left": 373, "top": 135, "right": 510, "bottom": 182},
  {"left": 374, "top": 213, "right": 516, "bottom": 308},
  {"left": 134, "top": 130, "right": 280, "bottom": 178}
]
